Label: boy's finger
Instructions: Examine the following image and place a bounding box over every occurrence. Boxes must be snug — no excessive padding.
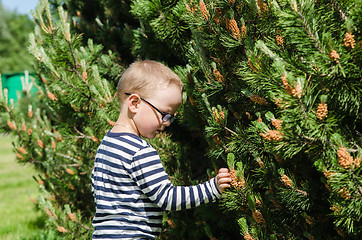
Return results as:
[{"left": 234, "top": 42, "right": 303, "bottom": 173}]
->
[
  {"left": 218, "top": 173, "right": 231, "bottom": 178},
  {"left": 218, "top": 177, "right": 231, "bottom": 184},
  {"left": 218, "top": 168, "right": 229, "bottom": 173}
]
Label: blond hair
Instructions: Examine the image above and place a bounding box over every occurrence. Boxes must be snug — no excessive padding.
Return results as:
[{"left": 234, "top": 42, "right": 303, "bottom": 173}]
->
[{"left": 117, "top": 60, "right": 183, "bottom": 105}]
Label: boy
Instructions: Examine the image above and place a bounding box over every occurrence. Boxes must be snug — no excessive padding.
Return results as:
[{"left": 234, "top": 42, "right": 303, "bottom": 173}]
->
[{"left": 91, "top": 60, "right": 231, "bottom": 239}]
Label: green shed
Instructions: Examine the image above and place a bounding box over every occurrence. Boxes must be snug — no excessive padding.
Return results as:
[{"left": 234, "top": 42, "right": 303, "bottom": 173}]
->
[{"left": 1, "top": 71, "right": 39, "bottom": 103}]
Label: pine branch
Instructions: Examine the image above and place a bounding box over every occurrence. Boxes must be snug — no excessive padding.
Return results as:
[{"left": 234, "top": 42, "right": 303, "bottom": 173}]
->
[{"left": 292, "top": 1, "right": 326, "bottom": 55}]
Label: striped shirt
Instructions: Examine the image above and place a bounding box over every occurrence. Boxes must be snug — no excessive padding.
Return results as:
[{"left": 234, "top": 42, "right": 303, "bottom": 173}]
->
[{"left": 91, "top": 131, "right": 221, "bottom": 239}]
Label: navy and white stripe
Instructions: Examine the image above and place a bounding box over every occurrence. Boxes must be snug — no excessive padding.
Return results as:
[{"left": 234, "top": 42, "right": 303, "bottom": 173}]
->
[{"left": 91, "top": 131, "right": 221, "bottom": 239}]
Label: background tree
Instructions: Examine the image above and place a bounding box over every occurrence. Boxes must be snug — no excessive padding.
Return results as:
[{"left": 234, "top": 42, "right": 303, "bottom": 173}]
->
[{"left": 0, "top": 2, "right": 34, "bottom": 73}]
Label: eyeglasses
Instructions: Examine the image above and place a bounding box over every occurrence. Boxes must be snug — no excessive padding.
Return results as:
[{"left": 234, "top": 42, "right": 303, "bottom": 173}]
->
[{"left": 125, "top": 93, "right": 175, "bottom": 123}]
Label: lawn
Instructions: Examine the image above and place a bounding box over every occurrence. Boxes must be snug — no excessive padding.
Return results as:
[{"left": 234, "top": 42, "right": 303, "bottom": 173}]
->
[{"left": 0, "top": 134, "right": 45, "bottom": 239}]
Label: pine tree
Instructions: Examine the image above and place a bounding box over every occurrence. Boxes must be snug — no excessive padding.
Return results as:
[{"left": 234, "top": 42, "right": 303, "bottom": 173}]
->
[{"left": 181, "top": 0, "right": 361, "bottom": 239}]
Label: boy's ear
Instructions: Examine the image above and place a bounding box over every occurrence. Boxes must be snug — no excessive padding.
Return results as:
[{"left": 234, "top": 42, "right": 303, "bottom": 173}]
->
[{"left": 128, "top": 94, "right": 141, "bottom": 113}]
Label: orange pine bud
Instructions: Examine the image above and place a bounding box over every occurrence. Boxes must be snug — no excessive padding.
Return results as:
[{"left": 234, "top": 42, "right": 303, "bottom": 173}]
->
[
  {"left": 57, "top": 226, "right": 68, "bottom": 233},
  {"left": 66, "top": 168, "right": 75, "bottom": 175},
  {"left": 343, "top": 32, "right": 355, "bottom": 49},
  {"left": 68, "top": 212, "right": 77, "bottom": 222},
  {"left": 230, "top": 169, "right": 245, "bottom": 190},
  {"left": 291, "top": 84, "right": 302, "bottom": 98},
  {"left": 281, "top": 174, "right": 293, "bottom": 187},
  {"left": 18, "top": 147, "right": 27, "bottom": 155},
  {"left": 272, "top": 119, "right": 282, "bottom": 130},
  {"left": 241, "top": 25, "right": 247, "bottom": 38},
  {"left": 199, "top": 0, "right": 209, "bottom": 20},
  {"left": 276, "top": 35, "right": 284, "bottom": 46},
  {"left": 16, "top": 152, "right": 24, "bottom": 160},
  {"left": 37, "top": 139, "right": 44, "bottom": 149},
  {"left": 213, "top": 68, "right": 224, "bottom": 82},
  {"left": 51, "top": 141, "right": 56, "bottom": 149},
  {"left": 228, "top": 19, "right": 241, "bottom": 39},
  {"left": 328, "top": 50, "right": 339, "bottom": 62},
  {"left": 252, "top": 210, "right": 265, "bottom": 224},
  {"left": 107, "top": 119, "right": 116, "bottom": 126},
  {"left": 28, "top": 128, "right": 33, "bottom": 135},
  {"left": 337, "top": 147, "right": 353, "bottom": 169},
  {"left": 47, "top": 91, "right": 57, "bottom": 100},
  {"left": 28, "top": 110, "right": 33, "bottom": 118},
  {"left": 250, "top": 95, "right": 267, "bottom": 105},
  {"left": 82, "top": 71, "right": 87, "bottom": 80},
  {"left": 91, "top": 135, "right": 100, "bottom": 143},
  {"left": 21, "top": 122, "right": 26, "bottom": 131},
  {"left": 7, "top": 120, "right": 16, "bottom": 130},
  {"left": 316, "top": 103, "right": 328, "bottom": 120},
  {"left": 244, "top": 233, "right": 255, "bottom": 240}
]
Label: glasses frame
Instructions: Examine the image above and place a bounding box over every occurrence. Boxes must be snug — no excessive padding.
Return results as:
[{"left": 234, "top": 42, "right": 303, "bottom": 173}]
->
[{"left": 124, "top": 93, "right": 175, "bottom": 123}]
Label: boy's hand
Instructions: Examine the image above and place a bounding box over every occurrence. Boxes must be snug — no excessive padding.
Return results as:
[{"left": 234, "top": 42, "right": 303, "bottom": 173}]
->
[{"left": 216, "top": 168, "right": 231, "bottom": 193}]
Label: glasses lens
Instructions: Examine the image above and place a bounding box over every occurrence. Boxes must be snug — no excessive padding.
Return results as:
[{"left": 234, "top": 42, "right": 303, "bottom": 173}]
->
[{"left": 162, "top": 114, "right": 175, "bottom": 123}]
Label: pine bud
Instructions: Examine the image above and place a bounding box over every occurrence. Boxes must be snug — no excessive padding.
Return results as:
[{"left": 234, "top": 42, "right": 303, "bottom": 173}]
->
[
  {"left": 354, "top": 158, "right": 361, "bottom": 168},
  {"left": 213, "top": 135, "right": 222, "bottom": 146},
  {"left": 91, "top": 135, "right": 100, "bottom": 143},
  {"left": 337, "top": 147, "right": 353, "bottom": 169},
  {"left": 37, "top": 139, "right": 44, "bottom": 149},
  {"left": 28, "top": 110, "right": 33, "bottom": 118},
  {"left": 51, "top": 141, "right": 56, "bottom": 149},
  {"left": 18, "top": 147, "right": 27, "bottom": 155},
  {"left": 16, "top": 152, "right": 24, "bottom": 160},
  {"left": 41, "top": 76, "right": 48, "bottom": 84},
  {"left": 66, "top": 168, "right": 75, "bottom": 175},
  {"left": 281, "top": 174, "right": 293, "bottom": 187},
  {"left": 45, "top": 208, "right": 53, "bottom": 218},
  {"left": 82, "top": 71, "right": 87, "bottom": 80},
  {"left": 328, "top": 50, "right": 339, "bottom": 62},
  {"left": 338, "top": 187, "right": 350, "bottom": 199},
  {"left": 228, "top": 19, "right": 241, "bottom": 39},
  {"left": 21, "top": 122, "right": 26, "bottom": 131},
  {"left": 291, "top": 84, "right": 302, "bottom": 98},
  {"left": 68, "top": 183, "right": 75, "bottom": 190},
  {"left": 47, "top": 91, "right": 57, "bottom": 101},
  {"left": 68, "top": 212, "right": 77, "bottom": 222},
  {"left": 107, "top": 119, "right": 116, "bottom": 126},
  {"left": 167, "top": 219, "right": 176, "bottom": 228},
  {"left": 260, "top": 130, "right": 283, "bottom": 141},
  {"left": 252, "top": 210, "right": 265, "bottom": 224},
  {"left": 248, "top": 58, "right": 258, "bottom": 72},
  {"left": 250, "top": 95, "right": 267, "bottom": 105},
  {"left": 272, "top": 119, "right": 282, "bottom": 130},
  {"left": 276, "top": 35, "right": 284, "bottom": 46},
  {"left": 213, "top": 68, "right": 224, "bottom": 82},
  {"left": 230, "top": 169, "right": 245, "bottom": 190},
  {"left": 199, "top": 0, "right": 209, "bottom": 20},
  {"left": 57, "top": 226, "right": 68, "bottom": 233},
  {"left": 257, "top": 0, "right": 268, "bottom": 14},
  {"left": 241, "top": 25, "right": 247, "bottom": 38},
  {"left": 343, "top": 32, "right": 355, "bottom": 49},
  {"left": 244, "top": 233, "right": 255, "bottom": 240},
  {"left": 28, "top": 128, "right": 32, "bottom": 136},
  {"left": 305, "top": 216, "right": 315, "bottom": 225},
  {"left": 7, "top": 120, "right": 16, "bottom": 130},
  {"left": 316, "top": 103, "right": 328, "bottom": 120},
  {"left": 281, "top": 74, "right": 292, "bottom": 94}
]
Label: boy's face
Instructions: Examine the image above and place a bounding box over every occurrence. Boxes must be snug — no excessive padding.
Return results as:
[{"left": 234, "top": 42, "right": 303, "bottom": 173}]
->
[{"left": 134, "top": 84, "right": 182, "bottom": 139}]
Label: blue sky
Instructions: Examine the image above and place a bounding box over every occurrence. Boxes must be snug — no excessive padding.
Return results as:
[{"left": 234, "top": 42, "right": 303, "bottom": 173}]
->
[{"left": 1, "top": 0, "right": 39, "bottom": 16}]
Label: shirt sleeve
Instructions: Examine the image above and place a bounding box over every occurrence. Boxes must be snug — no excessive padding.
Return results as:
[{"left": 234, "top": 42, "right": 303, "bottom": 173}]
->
[{"left": 128, "top": 145, "right": 221, "bottom": 211}]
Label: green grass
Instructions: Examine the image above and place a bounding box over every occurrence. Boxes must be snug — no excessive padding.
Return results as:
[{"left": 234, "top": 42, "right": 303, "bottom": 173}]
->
[{"left": 0, "top": 134, "right": 46, "bottom": 240}]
